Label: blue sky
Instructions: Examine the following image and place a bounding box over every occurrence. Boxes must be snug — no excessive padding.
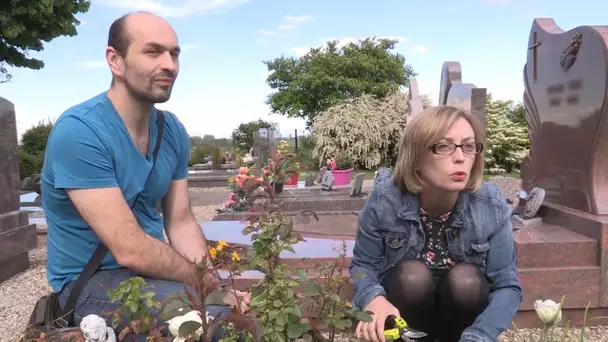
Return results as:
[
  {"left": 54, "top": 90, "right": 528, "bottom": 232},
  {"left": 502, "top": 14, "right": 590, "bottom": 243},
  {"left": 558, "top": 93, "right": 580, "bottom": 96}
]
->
[{"left": 1, "top": 0, "right": 605, "bottom": 139}]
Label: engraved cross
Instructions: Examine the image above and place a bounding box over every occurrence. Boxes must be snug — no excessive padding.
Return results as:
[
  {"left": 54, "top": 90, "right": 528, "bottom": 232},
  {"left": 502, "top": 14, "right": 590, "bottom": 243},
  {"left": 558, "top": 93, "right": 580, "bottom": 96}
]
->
[{"left": 529, "top": 32, "right": 542, "bottom": 82}]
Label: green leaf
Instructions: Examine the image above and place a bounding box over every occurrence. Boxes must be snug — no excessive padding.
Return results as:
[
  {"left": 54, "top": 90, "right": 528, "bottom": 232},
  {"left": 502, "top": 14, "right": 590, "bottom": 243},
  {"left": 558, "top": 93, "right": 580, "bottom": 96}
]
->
[
  {"left": 158, "top": 292, "right": 191, "bottom": 322},
  {"left": 276, "top": 312, "right": 288, "bottom": 326},
  {"left": 178, "top": 320, "right": 202, "bottom": 337},
  {"left": 355, "top": 311, "right": 373, "bottom": 322},
  {"left": 286, "top": 322, "right": 306, "bottom": 339},
  {"left": 205, "top": 290, "right": 227, "bottom": 306}
]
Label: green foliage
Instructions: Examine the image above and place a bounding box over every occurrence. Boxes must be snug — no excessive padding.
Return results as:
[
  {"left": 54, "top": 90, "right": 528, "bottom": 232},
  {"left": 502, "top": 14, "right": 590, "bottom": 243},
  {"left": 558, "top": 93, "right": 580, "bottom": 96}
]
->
[
  {"left": 0, "top": 0, "right": 91, "bottom": 82},
  {"left": 211, "top": 146, "right": 222, "bottom": 169},
  {"left": 189, "top": 146, "right": 211, "bottom": 166},
  {"left": 106, "top": 277, "right": 161, "bottom": 336},
  {"left": 264, "top": 37, "right": 416, "bottom": 127},
  {"left": 300, "top": 241, "right": 373, "bottom": 341},
  {"left": 484, "top": 94, "right": 530, "bottom": 174},
  {"left": 18, "top": 148, "right": 40, "bottom": 180},
  {"left": 21, "top": 119, "right": 54, "bottom": 156},
  {"left": 312, "top": 92, "right": 408, "bottom": 170},
  {"left": 232, "top": 119, "right": 272, "bottom": 154},
  {"left": 243, "top": 212, "right": 310, "bottom": 341}
]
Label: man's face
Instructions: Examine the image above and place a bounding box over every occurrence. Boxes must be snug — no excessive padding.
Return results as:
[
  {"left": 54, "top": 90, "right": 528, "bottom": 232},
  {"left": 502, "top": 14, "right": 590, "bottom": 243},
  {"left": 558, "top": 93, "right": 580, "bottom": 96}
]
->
[{"left": 116, "top": 15, "right": 180, "bottom": 103}]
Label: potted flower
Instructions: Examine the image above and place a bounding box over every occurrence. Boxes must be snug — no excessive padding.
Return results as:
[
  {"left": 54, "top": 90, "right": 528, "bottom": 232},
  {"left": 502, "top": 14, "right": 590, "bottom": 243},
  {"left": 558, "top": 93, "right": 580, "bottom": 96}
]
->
[
  {"left": 277, "top": 140, "right": 300, "bottom": 186},
  {"left": 263, "top": 151, "right": 299, "bottom": 194},
  {"left": 327, "top": 155, "right": 354, "bottom": 186}
]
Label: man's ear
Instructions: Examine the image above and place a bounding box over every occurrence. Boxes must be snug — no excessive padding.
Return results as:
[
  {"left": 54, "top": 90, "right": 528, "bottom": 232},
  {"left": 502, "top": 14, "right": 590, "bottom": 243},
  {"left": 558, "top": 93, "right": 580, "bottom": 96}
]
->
[{"left": 106, "top": 47, "right": 124, "bottom": 79}]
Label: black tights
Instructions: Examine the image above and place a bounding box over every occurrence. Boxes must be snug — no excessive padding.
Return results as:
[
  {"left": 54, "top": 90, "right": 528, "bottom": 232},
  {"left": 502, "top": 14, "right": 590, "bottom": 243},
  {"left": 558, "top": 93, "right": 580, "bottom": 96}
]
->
[{"left": 381, "top": 260, "right": 489, "bottom": 341}]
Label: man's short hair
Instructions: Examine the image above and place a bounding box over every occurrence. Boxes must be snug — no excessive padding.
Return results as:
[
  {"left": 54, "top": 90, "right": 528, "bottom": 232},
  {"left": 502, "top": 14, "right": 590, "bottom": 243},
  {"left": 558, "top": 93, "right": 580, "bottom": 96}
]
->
[
  {"left": 108, "top": 14, "right": 131, "bottom": 57},
  {"left": 392, "top": 106, "right": 486, "bottom": 193}
]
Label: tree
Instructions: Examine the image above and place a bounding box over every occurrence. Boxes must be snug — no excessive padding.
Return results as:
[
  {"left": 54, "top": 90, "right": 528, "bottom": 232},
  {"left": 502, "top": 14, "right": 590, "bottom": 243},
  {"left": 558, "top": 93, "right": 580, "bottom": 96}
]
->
[
  {"left": 264, "top": 37, "right": 416, "bottom": 126},
  {"left": 312, "top": 92, "right": 408, "bottom": 169},
  {"left": 231, "top": 119, "right": 272, "bottom": 154},
  {"left": 0, "top": 0, "right": 91, "bottom": 82},
  {"left": 484, "top": 95, "right": 530, "bottom": 174}
]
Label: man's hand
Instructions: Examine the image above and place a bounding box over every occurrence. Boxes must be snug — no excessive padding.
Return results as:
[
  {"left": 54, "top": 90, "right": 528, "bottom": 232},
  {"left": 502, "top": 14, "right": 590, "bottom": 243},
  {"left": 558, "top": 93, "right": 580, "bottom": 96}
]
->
[
  {"left": 224, "top": 289, "right": 251, "bottom": 314},
  {"left": 355, "top": 296, "right": 400, "bottom": 342}
]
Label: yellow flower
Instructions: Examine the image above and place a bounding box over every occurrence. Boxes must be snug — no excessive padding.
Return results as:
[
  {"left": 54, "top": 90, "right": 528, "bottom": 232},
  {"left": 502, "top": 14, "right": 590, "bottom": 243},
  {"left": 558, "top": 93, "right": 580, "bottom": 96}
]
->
[
  {"left": 209, "top": 247, "right": 217, "bottom": 260},
  {"left": 217, "top": 240, "right": 229, "bottom": 251},
  {"left": 231, "top": 251, "right": 240, "bottom": 262}
]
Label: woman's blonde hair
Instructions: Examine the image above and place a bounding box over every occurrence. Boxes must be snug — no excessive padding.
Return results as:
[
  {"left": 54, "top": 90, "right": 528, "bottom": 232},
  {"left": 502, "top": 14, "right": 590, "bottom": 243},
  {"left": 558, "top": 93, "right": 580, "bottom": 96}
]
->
[{"left": 393, "top": 106, "right": 486, "bottom": 193}]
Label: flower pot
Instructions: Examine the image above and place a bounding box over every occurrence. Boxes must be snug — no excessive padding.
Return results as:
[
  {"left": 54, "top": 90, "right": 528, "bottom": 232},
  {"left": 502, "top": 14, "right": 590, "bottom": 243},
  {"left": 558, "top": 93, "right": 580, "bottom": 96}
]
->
[
  {"left": 284, "top": 173, "right": 299, "bottom": 186},
  {"left": 274, "top": 182, "right": 284, "bottom": 194},
  {"left": 330, "top": 168, "right": 354, "bottom": 186}
]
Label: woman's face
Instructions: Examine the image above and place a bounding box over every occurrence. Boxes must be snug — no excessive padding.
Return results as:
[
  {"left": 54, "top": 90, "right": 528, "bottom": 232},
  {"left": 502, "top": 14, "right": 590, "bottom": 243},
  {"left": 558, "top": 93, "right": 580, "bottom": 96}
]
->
[{"left": 419, "top": 117, "right": 479, "bottom": 192}]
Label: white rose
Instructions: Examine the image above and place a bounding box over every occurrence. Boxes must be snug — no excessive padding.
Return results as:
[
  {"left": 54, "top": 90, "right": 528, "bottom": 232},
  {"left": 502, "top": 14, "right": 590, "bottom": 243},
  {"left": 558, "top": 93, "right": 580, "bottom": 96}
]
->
[
  {"left": 534, "top": 299, "right": 562, "bottom": 326},
  {"left": 167, "top": 310, "right": 213, "bottom": 342}
]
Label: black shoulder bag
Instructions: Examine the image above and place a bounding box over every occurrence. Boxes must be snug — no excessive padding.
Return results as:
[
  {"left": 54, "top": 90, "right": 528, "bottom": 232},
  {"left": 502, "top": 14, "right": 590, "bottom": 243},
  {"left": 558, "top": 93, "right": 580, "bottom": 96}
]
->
[{"left": 26, "top": 110, "right": 165, "bottom": 333}]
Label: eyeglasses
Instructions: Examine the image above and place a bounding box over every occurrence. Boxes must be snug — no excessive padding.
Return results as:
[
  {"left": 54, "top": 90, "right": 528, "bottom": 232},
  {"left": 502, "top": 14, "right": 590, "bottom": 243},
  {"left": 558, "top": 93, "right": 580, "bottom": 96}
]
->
[{"left": 429, "top": 142, "right": 484, "bottom": 156}]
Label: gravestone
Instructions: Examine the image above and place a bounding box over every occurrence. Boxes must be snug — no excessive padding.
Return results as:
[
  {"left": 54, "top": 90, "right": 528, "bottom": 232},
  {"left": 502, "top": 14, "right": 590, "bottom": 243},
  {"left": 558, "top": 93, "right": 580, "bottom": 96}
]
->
[
  {"left": 350, "top": 172, "right": 365, "bottom": 197},
  {"left": 520, "top": 18, "right": 608, "bottom": 215},
  {"left": 438, "top": 61, "right": 487, "bottom": 130},
  {"left": 512, "top": 17, "right": 608, "bottom": 322},
  {"left": 0, "top": 97, "right": 37, "bottom": 283},
  {"left": 320, "top": 171, "right": 334, "bottom": 191},
  {"left": 316, "top": 166, "right": 327, "bottom": 184},
  {"left": 407, "top": 78, "right": 424, "bottom": 118},
  {"left": 304, "top": 173, "right": 315, "bottom": 187}
]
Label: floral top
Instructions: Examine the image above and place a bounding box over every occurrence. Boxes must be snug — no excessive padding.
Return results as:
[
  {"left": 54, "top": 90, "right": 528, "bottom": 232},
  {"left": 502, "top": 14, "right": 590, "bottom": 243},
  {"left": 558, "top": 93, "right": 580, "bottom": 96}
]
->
[{"left": 418, "top": 208, "right": 456, "bottom": 270}]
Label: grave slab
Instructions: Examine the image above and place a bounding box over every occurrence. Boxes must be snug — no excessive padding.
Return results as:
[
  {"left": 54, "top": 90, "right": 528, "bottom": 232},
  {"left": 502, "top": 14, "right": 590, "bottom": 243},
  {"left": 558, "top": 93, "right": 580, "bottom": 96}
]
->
[{"left": 0, "top": 96, "right": 37, "bottom": 283}]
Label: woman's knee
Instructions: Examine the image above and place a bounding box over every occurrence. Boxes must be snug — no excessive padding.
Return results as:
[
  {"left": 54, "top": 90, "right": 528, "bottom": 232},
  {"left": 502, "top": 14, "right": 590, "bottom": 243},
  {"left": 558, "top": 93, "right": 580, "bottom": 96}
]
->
[
  {"left": 441, "top": 263, "right": 489, "bottom": 308},
  {"left": 384, "top": 260, "right": 435, "bottom": 296}
]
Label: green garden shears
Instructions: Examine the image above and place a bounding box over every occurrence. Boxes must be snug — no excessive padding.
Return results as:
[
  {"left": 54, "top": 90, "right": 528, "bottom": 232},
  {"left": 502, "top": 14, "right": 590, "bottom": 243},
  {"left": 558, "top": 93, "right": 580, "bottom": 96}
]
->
[{"left": 383, "top": 315, "right": 428, "bottom": 341}]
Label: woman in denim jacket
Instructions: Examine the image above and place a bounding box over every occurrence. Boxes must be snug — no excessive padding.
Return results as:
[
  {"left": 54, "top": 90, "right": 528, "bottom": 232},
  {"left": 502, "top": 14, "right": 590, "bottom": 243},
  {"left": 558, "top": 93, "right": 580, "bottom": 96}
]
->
[{"left": 351, "top": 106, "right": 523, "bottom": 342}]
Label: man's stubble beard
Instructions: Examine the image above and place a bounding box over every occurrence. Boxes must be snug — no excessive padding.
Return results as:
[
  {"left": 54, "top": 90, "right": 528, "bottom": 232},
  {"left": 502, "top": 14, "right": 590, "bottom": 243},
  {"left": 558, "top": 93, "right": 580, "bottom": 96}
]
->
[{"left": 122, "top": 65, "right": 174, "bottom": 104}]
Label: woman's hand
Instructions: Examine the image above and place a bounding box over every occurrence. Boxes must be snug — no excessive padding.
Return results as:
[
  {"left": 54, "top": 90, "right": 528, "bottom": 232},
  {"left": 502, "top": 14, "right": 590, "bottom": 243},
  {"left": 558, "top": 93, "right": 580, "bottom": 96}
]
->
[
  {"left": 355, "top": 296, "right": 400, "bottom": 342},
  {"left": 223, "top": 289, "right": 251, "bottom": 313}
]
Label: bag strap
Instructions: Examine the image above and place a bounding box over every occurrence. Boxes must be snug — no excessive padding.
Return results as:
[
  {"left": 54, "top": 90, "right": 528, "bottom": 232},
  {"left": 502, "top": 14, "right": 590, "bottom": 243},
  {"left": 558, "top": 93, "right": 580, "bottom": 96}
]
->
[{"left": 59, "top": 110, "right": 166, "bottom": 323}]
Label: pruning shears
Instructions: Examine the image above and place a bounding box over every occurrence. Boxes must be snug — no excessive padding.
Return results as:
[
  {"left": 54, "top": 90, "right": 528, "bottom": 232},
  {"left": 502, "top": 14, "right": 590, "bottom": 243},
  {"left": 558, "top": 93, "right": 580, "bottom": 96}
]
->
[{"left": 383, "top": 315, "right": 428, "bottom": 341}]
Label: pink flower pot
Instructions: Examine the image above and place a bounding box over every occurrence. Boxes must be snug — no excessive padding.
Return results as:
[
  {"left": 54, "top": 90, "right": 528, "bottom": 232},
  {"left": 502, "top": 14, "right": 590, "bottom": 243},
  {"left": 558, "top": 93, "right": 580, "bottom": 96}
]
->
[{"left": 330, "top": 168, "right": 354, "bottom": 186}]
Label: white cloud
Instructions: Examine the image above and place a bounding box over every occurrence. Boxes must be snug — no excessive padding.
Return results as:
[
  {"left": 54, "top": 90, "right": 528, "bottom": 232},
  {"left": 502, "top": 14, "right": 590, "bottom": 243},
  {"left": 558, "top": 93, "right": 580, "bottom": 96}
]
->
[
  {"left": 181, "top": 43, "right": 198, "bottom": 51},
  {"left": 257, "top": 14, "right": 313, "bottom": 40},
  {"left": 258, "top": 29, "right": 277, "bottom": 36},
  {"left": 75, "top": 60, "right": 107, "bottom": 69},
  {"left": 95, "top": 0, "right": 251, "bottom": 18},
  {"left": 289, "top": 35, "right": 408, "bottom": 57},
  {"left": 442, "top": 7, "right": 456, "bottom": 12},
  {"left": 284, "top": 15, "right": 313, "bottom": 24},
  {"left": 486, "top": 0, "right": 510, "bottom": 4},
  {"left": 412, "top": 45, "right": 428, "bottom": 54}
]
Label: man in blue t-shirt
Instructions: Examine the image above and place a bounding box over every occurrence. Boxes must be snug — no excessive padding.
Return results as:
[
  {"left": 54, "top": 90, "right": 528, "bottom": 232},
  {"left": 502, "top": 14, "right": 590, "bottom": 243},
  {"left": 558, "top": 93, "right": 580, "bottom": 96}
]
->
[{"left": 41, "top": 11, "right": 248, "bottom": 339}]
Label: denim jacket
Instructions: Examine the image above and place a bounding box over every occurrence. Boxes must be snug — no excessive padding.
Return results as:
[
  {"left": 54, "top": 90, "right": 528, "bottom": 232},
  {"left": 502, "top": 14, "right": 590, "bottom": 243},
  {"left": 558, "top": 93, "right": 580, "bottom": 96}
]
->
[{"left": 350, "top": 168, "right": 523, "bottom": 342}]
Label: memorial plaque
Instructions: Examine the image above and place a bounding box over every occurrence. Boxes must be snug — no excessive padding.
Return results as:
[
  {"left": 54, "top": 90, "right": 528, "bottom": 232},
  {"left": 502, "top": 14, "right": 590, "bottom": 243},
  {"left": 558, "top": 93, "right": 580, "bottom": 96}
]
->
[
  {"left": 320, "top": 171, "right": 334, "bottom": 191},
  {"left": 520, "top": 18, "right": 608, "bottom": 215},
  {"left": 438, "top": 61, "right": 487, "bottom": 130},
  {"left": 350, "top": 172, "right": 365, "bottom": 196}
]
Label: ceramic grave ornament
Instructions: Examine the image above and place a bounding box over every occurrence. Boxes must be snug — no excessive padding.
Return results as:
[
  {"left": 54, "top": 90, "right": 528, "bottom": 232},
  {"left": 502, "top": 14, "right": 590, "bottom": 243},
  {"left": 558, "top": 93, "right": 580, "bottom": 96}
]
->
[
  {"left": 350, "top": 172, "right": 365, "bottom": 196},
  {"left": 320, "top": 171, "right": 334, "bottom": 191},
  {"left": 512, "top": 187, "right": 546, "bottom": 227},
  {"left": 438, "top": 61, "right": 487, "bottom": 132}
]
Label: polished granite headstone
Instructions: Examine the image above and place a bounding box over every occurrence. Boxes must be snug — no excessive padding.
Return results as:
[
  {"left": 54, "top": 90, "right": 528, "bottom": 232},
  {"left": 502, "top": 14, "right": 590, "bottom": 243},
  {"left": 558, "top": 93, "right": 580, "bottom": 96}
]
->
[
  {"left": 438, "top": 61, "right": 487, "bottom": 130},
  {"left": 0, "top": 96, "right": 37, "bottom": 283},
  {"left": 510, "top": 18, "right": 608, "bottom": 328}
]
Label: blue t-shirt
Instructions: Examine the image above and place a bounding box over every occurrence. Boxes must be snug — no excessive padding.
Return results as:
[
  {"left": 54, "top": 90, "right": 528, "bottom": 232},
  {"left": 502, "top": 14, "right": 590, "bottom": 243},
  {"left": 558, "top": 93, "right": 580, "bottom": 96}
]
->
[{"left": 41, "top": 92, "right": 190, "bottom": 292}]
